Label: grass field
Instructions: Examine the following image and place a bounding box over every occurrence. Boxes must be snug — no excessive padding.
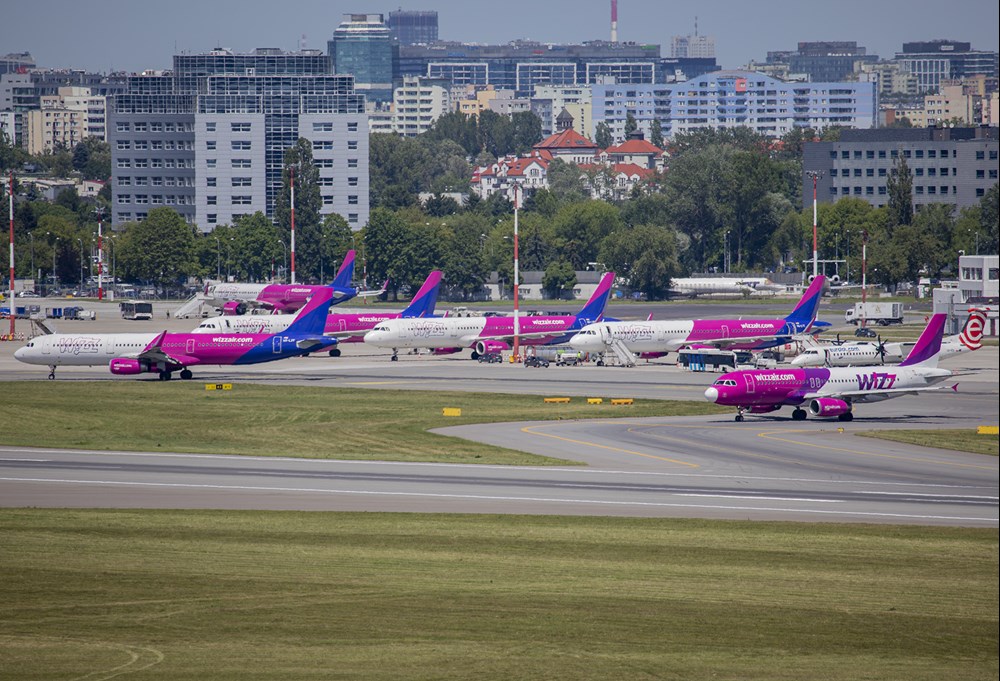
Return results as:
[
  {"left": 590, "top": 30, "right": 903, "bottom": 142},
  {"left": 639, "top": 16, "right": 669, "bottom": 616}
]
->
[
  {"left": 858, "top": 429, "right": 999, "bottom": 456},
  {"left": 1, "top": 509, "right": 996, "bottom": 681},
  {"left": 1, "top": 382, "right": 726, "bottom": 465}
]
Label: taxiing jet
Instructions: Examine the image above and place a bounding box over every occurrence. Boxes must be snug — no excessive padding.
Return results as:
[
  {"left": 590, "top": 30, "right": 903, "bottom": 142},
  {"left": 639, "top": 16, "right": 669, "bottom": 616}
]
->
[
  {"left": 569, "top": 276, "right": 828, "bottom": 360},
  {"left": 704, "top": 313, "right": 956, "bottom": 422},
  {"left": 204, "top": 250, "right": 386, "bottom": 314},
  {"left": 790, "top": 307, "right": 988, "bottom": 367},
  {"left": 669, "top": 276, "right": 785, "bottom": 297},
  {"left": 364, "top": 272, "right": 616, "bottom": 360},
  {"left": 14, "top": 288, "right": 335, "bottom": 380},
  {"left": 192, "top": 271, "right": 443, "bottom": 356}
]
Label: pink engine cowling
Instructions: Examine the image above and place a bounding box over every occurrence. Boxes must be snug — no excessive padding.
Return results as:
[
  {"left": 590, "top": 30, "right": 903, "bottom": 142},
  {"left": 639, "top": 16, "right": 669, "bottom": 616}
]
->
[
  {"left": 109, "top": 358, "right": 149, "bottom": 375},
  {"left": 432, "top": 347, "right": 464, "bottom": 355},
  {"left": 222, "top": 301, "right": 247, "bottom": 316},
  {"left": 475, "top": 340, "right": 510, "bottom": 356},
  {"left": 808, "top": 398, "right": 851, "bottom": 417}
]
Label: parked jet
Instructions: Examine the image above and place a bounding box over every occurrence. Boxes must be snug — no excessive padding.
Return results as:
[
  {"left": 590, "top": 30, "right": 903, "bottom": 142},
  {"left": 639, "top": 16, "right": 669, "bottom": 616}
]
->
[
  {"left": 790, "top": 307, "right": 988, "bottom": 367},
  {"left": 364, "top": 272, "right": 616, "bottom": 360},
  {"left": 669, "top": 277, "right": 785, "bottom": 297},
  {"left": 704, "top": 313, "right": 955, "bottom": 422},
  {"left": 14, "top": 288, "right": 335, "bottom": 380},
  {"left": 204, "top": 250, "right": 385, "bottom": 314},
  {"left": 568, "top": 276, "right": 828, "bottom": 361},
  {"left": 192, "top": 271, "right": 443, "bottom": 356}
]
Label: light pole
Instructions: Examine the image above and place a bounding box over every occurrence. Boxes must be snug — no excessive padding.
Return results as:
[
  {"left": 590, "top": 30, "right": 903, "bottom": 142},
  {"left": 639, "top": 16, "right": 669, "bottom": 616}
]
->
[
  {"left": 289, "top": 164, "right": 297, "bottom": 284},
  {"left": 213, "top": 234, "right": 221, "bottom": 282},
  {"left": 512, "top": 183, "right": 522, "bottom": 362},
  {"left": 845, "top": 231, "right": 851, "bottom": 284},
  {"left": 724, "top": 230, "right": 730, "bottom": 274},
  {"left": 94, "top": 206, "right": 105, "bottom": 300},
  {"left": 805, "top": 170, "right": 823, "bottom": 279},
  {"left": 76, "top": 237, "right": 84, "bottom": 291},
  {"left": 861, "top": 229, "right": 868, "bottom": 327},
  {"left": 28, "top": 232, "right": 35, "bottom": 284},
  {"left": 278, "top": 240, "right": 287, "bottom": 283},
  {"left": 49, "top": 235, "right": 59, "bottom": 293},
  {"left": 6, "top": 171, "right": 13, "bottom": 337}
]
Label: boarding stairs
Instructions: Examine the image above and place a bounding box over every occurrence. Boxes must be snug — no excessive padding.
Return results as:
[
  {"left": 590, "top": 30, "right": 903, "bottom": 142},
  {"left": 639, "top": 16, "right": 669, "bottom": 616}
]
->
[
  {"left": 598, "top": 326, "right": 636, "bottom": 367},
  {"left": 173, "top": 293, "right": 214, "bottom": 319}
]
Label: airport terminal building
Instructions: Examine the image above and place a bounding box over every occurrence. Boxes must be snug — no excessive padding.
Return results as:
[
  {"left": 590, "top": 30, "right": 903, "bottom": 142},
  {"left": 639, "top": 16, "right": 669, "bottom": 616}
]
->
[{"left": 109, "top": 48, "right": 369, "bottom": 231}]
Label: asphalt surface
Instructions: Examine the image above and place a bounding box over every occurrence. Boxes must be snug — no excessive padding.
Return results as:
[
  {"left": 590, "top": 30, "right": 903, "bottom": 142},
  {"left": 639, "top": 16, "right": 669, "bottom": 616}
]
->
[{"left": 1, "top": 297, "right": 996, "bottom": 526}]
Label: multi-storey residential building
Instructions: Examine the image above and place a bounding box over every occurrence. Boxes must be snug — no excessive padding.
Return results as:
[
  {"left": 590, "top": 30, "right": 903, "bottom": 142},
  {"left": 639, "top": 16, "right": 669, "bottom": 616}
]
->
[
  {"left": 530, "top": 85, "right": 592, "bottom": 136},
  {"left": 860, "top": 62, "right": 919, "bottom": 97},
  {"left": 671, "top": 34, "right": 715, "bottom": 59},
  {"left": 388, "top": 76, "right": 450, "bottom": 136},
  {"left": 788, "top": 42, "right": 879, "bottom": 83},
  {"left": 894, "top": 41, "right": 999, "bottom": 93},
  {"left": 802, "top": 126, "right": 998, "bottom": 211},
  {"left": 109, "top": 48, "right": 368, "bottom": 231},
  {"left": 0, "top": 110, "right": 16, "bottom": 145},
  {"left": 387, "top": 10, "right": 438, "bottom": 46},
  {"left": 328, "top": 14, "right": 396, "bottom": 105},
  {"left": 454, "top": 85, "right": 530, "bottom": 118},
  {"left": 25, "top": 86, "right": 108, "bottom": 153},
  {"left": 0, "top": 52, "right": 35, "bottom": 75},
  {"left": 591, "top": 70, "right": 877, "bottom": 143}
]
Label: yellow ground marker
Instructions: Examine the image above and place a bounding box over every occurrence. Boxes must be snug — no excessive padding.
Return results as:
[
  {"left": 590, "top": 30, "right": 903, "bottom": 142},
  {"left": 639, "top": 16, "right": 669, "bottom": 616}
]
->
[
  {"left": 977, "top": 426, "right": 999, "bottom": 435},
  {"left": 544, "top": 397, "right": 571, "bottom": 403},
  {"left": 205, "top": 383, "right": 233, "bottom": 391},
  {"left": 442, "top": 407, "right": 462, "bottom": 417},
  {"left": 587, "top": 398, "right": 603, "bottom": 405},
  {"left": 610, "top": 398, "right": 634, "bottom": 406}
]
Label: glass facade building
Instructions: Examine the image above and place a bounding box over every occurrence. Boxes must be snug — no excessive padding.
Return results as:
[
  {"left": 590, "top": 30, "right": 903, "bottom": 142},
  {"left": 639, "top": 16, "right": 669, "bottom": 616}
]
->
[
  {"left": 387, "top": 10, "right": 438, "bottom": 46},
  {"left": 328, "top": 14, "right": 396, "bottom": 105}
]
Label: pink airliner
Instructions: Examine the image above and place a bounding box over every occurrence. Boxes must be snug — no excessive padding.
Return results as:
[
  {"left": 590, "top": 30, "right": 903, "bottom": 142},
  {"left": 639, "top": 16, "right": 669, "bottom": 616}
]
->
[{"left": 204, "top": 250, "right": 385, "bottom": 314}]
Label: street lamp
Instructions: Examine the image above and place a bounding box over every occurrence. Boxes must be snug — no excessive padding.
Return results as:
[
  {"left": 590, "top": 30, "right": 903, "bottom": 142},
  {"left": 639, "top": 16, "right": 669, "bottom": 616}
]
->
[
  {"left": 76, "top": 237, "right": 84, "bottom": 291},
  {"left": 28, "top": 232, "right": 35, "bottom": 283},
  {"left": 278, "top": 240, "right": 287, "bottom": 283},
  {"left": 724, "top": 230, "right": 730, "bottom": 274},
  {"left": 213, "top": 234, "right": 221, "bottom": 282},
  {"left": 48, "top": 234, "right": 59, "bottom": 293},
  {"left": 805, "top": 170, "right": 823, "bottom": 279}
]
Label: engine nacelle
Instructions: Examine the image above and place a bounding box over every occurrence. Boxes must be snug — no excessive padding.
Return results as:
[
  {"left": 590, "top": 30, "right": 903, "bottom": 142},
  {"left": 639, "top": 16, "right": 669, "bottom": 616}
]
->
[
  {"left": 222, "top": 301, "right": 247, "bottom": 316},
  {"left": 432, "top": 347, "right": 463, "bottom": 355},
  {"left": 639, "top": 351, "right": 670, "bottom": 359},
  {"left": 830, "top": 274, "right": 841, "bottom": 284},
  {"left": 109, "top": 358, "right": 149, "bottom": 375},
  {"left": 808, "top": 398, "right": 851, "bottom": 417},
  {"left": 475, "top": 340, "right": 510, "bottom": 356},
  {"left": 749, "top": 404, "right": 782, "bottom": 414}
]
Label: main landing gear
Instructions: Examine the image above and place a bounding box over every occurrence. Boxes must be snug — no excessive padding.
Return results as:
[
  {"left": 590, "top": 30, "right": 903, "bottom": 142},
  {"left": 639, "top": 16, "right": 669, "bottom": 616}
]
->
[
  {"left": 157, "top": 369, "right": 194, "bottom": 381},
  {"left": 329, "top": 348, "right": 341, "bottom": 358},
  {"left": 792, "top": 408, "right": 807, "bottom": 421},
  {"left": 838, "top": 411, "right": 854, "bottom": 422}
]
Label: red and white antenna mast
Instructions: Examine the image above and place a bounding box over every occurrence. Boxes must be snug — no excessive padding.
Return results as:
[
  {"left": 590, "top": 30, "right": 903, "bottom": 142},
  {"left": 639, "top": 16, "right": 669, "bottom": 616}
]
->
[{"left": 610, "top": 0, "right": 618, "bottom": 43}]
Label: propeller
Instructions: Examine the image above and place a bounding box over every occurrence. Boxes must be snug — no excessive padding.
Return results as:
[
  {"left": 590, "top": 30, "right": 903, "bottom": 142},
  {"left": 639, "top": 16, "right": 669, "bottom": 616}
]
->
[{"left": 876, "top": 335, "right": 887, "bottom": 364}]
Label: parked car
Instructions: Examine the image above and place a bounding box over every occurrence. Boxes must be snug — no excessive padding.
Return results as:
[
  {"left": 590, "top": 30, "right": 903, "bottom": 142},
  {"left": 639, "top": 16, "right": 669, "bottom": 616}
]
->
[
  {"left": 524, "top": 356, "right": 549, "bottom": 368},
  {"left": 478, "top": 352, "right": 504, "bottom": 364},
  {"left": 855, "top": 326, "right": 877, "bottom": 338}
]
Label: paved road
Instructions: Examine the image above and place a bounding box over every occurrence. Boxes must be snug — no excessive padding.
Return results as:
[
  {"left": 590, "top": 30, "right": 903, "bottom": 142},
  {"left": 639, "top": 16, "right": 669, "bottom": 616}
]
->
[{"left": 2, "top": 298, "right": 995, "bottom": 526}]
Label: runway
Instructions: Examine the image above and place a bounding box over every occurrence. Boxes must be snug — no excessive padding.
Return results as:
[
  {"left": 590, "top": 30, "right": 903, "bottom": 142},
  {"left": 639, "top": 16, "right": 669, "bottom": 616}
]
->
[{"left": 1, "top": 301, "right": 997, "bottom": 526}]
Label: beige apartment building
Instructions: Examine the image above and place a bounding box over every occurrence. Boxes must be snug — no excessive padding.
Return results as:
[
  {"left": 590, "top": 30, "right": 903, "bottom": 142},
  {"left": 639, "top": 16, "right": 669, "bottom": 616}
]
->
[{"left": 25, "top": 86, "right": 107, "bottom": 154}]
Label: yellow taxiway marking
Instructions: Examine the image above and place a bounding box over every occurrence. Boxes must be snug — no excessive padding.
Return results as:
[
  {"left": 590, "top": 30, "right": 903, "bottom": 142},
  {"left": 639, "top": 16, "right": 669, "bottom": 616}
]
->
[{"left": 521, "top": 422, "right": 700, "bottom": 468}]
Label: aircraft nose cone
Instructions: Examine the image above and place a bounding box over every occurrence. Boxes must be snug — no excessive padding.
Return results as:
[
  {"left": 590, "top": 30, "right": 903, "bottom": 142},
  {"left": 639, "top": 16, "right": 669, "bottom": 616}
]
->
[
  {"left": 704, "top": 386, "right": 719, "bottom": 403},
  {"left": 13, "top": 347, "right": 24, "bottom": 360}
]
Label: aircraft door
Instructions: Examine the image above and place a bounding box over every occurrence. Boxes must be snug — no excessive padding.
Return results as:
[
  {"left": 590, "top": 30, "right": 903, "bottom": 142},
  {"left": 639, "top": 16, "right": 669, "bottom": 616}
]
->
[
  {"left": 104, "top": 337, "right": 115, "bottom": 356},
  {"left": 721, "top": 324, "right": 729, "bottom": 339},
  {"left": 744, "top": 374, "right": 756, "bottom": 394},
  {"left": 186, "top": 338, "right": 196, "bottom": 354},
  {"left": 272, "top": 336, "right": 282, "bottom": 354}
]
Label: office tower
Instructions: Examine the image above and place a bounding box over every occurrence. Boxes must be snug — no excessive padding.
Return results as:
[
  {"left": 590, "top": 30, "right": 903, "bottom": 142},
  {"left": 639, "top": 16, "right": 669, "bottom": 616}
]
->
[
  {"left": 328, "top": 14, "right": 397, "bottom": 105},
  {"left": 387, "top": 10, "right": 438, "bottom": 46}
]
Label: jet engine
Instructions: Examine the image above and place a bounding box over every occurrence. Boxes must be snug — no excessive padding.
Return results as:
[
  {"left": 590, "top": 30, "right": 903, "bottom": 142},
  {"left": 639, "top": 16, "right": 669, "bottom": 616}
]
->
[
  {"left": 109, "top": 358, "right": 149, "bottom": 375},
  {"left": 808, "top": 398, "right": 851, "bottom": 418},
  {"left": 475, "top": 340, "right": 510, "bottom": 356},
  {"left": 222, "top": 301, "right": 247, "bottom": 316}
]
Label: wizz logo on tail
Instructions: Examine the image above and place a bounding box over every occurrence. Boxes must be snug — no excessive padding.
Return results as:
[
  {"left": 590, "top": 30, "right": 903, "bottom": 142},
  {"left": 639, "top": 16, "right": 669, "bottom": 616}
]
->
[{"left": 856, "top": 372, "right": 897, "bottom": 390}]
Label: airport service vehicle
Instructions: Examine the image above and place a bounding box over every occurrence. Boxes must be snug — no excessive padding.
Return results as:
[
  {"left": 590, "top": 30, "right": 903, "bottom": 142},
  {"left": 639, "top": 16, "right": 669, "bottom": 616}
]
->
[
  {"left": 855, "top": 326, "right": 878, "bottom": 338},
  {"left": 14, "top": 288, "right": 335, "bottom": 380},
  {"left": 668, "top": 277, "right": 785, "bottom": 297},
  {"left": 364, "top": 272, "right": 616, "bottom": 361},
  {"left": 478, "top": 352, "right": 503, "bottom": 364},
  {"left": 202, "top": 250, "right": 385, "bottom": 315},
  {"left": 524, "top": 355, "right": 550, "bottom": 368},
  {"left": 192, "top": 271, "right": 442, "bottom": 356},
  {"left": 791, "top": 308, "right": 987, "bottom": 367},
  {"left": 119, "top": 300, "right": 153, "bottom": 320},
  {"left": 844, "top": 301, "right": 903, "bottom": 326},
  {"left": 704, "top": 314, "right": 955, "bottom": 422},
  {"left": 569, "top": 276, "right": 828, "bottom": 361}
]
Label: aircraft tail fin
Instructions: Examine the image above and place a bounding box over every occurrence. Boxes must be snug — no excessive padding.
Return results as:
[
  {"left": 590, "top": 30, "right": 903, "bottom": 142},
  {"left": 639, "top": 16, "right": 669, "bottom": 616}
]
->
[
  {"left": 899, "top": 313, "right": 946, "bottom": 368},
  {"left": 400, "top": 271, "right": 443, "bottom": 318},
  {"left": 330, "top": 250, "right": 356, "bottom": 289},
  {"left": 784, "top": 275, "right": 825, "bottom": 331},
  {"left": 285, "top": 287, "right": 335, "bottom": 337},
  {"left": 573, "top": 271, "right": 615, "bottom": 324},
  {"left": 957, "top": 307, "right": 988, "bottom": 350}
]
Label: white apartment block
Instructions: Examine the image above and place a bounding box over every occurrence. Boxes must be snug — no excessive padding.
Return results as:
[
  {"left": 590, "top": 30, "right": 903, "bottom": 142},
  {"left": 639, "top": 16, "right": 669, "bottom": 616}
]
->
[
  {"left": 391, "top": 76, "right": 450, "bottom": 136},
  {"left": 25, "top": 86, "right": 107, "bottom": 153}
]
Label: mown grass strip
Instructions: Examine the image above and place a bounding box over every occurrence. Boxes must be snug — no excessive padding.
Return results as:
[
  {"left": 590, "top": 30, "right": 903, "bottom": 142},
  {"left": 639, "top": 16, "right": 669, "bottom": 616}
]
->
[
  {"left": 0, "top": 381, "right": 726, "bottom": 465},
  {"left": 857, "top": 428, "right": 999, "bottom": 456},
  {"left": 1, "top": 509, "right": 996, "bottom": 681}
]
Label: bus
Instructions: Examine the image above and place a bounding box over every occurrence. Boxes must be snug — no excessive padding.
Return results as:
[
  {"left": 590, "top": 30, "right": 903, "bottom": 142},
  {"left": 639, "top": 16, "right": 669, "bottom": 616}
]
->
[
  {"left": 677, "top": 348, "right": 754, "bottom": 372},
  {"left": 120, "top": 300, "right": 153, "bottom": 321}
]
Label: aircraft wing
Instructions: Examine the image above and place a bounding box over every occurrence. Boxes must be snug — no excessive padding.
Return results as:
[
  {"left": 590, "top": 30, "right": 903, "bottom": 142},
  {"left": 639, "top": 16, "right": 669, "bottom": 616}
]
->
[
  {"left": 476, "top": 330, "right": 571, "bottom": 343},
  {"left": 805, "top": 385, "right": 956, "bottom": 401},
  {"left": 354, "top": 279, "right": 389, "bottom": 299},
  {"left": 130, "top": 331, "right": 199, "bottom": 367},
  {"left": 296, "top": 336, "right": 335, "bottom": 351},
  {"left": 687, "top": 335, "right": 786, "bottom": 350}
]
